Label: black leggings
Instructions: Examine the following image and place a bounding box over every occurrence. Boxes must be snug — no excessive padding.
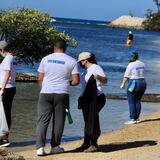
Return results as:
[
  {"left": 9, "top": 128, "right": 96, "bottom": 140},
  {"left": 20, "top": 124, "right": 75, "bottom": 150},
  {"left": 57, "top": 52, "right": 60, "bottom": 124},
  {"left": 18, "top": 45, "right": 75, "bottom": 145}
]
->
[{"left": 2, "top": 87, "right": 16, "bottom": 130}]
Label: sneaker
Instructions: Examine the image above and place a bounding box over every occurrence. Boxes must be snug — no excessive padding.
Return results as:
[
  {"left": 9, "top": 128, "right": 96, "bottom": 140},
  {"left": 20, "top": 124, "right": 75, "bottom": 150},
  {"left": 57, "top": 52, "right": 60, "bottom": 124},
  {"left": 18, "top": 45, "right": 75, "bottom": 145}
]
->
[
  {"left": 124, "top": 119, "right": 136, "bottom": 125},
  {"left": 36, "top": 147, "right": 45, "bottom": 156},
  {"left": 84, "top": 145, "right": 98, "bottom": 152},
  {"left": 50, "top": 146, "right": 64, "bottom": 154},
  {"left": 136, "top": 119, "right": 140, "bottom": 123},
  {"left": 0, "top": 139, "right": 10, "bottom": 148},
  {"left": 75, "top": 144, "right": 90, "bottom": 152}
]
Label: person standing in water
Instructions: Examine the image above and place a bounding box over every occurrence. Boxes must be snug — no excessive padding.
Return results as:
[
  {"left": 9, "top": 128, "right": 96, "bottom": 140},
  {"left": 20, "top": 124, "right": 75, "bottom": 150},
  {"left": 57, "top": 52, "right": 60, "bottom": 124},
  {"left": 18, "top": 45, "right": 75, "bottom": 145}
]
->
[{"left": 126, "top": 31, "right": 134, "bottom": 47}]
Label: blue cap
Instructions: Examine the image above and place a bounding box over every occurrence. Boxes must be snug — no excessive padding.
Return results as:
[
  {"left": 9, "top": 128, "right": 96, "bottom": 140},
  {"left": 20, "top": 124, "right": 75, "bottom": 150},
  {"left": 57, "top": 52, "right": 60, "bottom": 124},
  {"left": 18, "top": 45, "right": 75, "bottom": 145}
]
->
[{"left": 129, "top": 50, "right": 138, "bottom": 58}]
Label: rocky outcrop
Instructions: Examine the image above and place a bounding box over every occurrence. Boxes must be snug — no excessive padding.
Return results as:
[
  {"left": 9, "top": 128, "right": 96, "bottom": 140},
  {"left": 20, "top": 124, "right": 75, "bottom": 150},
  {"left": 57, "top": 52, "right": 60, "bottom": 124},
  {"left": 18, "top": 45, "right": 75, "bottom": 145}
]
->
[
  {"left": 108, "top": 15, "right": 145, "bottom": 30},
  {"left": 16, "top": 73, "right": 38, "bottom": 82},
  {"left": 0, "top": 148, "right": 25, "bottom": 160}
]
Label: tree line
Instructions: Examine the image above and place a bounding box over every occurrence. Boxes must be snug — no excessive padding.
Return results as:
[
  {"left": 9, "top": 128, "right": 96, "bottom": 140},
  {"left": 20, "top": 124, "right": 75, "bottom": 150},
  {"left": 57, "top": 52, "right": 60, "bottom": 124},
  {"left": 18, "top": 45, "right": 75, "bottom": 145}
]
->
[
  {"left": 143, "top": 0, "right": 160, "bottom": 31},
  {"left": 0, "top": 1, "right": 160, "bottom": 63},
  {"left": 0, "top": 8, "right": 77, "bottom": 64}
]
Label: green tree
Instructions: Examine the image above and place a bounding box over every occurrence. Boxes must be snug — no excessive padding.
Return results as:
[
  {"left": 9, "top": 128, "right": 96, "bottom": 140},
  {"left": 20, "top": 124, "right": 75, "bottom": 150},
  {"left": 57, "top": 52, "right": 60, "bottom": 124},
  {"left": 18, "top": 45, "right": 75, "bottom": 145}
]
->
[
  {"left": 0, "top": 8, "right": 77, "bottom": 64},
  {"left": 153, "top": 0, "right": 160, "bottom": 12},
  {"left": 143, "top": 9, "right": 160, "bottom": 31}
]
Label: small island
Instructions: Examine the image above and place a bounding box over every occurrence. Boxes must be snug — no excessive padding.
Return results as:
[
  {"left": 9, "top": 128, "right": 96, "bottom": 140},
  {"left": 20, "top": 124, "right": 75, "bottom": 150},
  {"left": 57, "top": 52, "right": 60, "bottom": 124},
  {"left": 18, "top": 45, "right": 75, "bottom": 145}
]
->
[{"left": 108, "top": 15, "right": 145, "bottom": 30}]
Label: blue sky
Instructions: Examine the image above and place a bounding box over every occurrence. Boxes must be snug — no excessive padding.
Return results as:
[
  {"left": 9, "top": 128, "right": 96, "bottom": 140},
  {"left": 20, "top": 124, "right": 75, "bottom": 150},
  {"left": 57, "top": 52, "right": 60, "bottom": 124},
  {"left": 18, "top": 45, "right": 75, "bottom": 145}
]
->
[{"left": 0, "top": 0, "right": 157, "bottom": 21}]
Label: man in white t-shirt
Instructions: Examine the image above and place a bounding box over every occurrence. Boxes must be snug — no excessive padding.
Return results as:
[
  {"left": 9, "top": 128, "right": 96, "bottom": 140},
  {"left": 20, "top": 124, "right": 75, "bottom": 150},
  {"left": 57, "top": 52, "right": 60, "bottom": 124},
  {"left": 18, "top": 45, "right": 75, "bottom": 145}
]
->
[{"left": 36, "top": 39, "right": 79, "bottom": 156}]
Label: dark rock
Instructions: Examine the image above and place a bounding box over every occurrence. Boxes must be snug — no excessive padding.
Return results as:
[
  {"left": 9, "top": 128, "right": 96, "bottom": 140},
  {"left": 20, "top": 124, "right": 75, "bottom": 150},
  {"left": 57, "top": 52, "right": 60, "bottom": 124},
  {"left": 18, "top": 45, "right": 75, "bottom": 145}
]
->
[
  {"left": 16, "top": 73, "right": 38, "bottom": 82},
  {"left": 0, "top": 148, "right": 25, "bottom": 160}
]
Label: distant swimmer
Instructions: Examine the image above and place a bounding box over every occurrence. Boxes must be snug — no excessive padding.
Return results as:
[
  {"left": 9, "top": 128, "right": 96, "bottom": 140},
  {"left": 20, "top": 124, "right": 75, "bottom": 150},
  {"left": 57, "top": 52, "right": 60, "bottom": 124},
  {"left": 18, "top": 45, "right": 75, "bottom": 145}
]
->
[{"left": 126, "top": 31, "right": 134, "bottom": 47}]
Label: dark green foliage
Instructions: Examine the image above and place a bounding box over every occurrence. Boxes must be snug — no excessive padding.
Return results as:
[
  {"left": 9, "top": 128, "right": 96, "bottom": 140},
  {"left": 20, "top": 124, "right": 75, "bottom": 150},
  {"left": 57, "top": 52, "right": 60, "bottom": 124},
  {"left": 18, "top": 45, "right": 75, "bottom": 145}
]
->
[
  {"left": 0, "top": 8, "right": 77, "bottom": 64},
  {"left": 153, "top": 0, "right": 160, "bottom": 12},
  {"left": 143, "top": 9, "right": 160, "bottom": 31}
]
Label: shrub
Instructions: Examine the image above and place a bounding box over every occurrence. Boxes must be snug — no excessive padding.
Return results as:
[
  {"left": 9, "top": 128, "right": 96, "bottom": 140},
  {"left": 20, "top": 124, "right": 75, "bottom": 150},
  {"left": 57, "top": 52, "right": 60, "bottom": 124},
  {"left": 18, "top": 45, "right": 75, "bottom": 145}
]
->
[
  {"left": 143, "top": 9, "right": 160, "bottom": 31},
  {"left": 0, "top": 8, "right": 77, "bottom": 64}
]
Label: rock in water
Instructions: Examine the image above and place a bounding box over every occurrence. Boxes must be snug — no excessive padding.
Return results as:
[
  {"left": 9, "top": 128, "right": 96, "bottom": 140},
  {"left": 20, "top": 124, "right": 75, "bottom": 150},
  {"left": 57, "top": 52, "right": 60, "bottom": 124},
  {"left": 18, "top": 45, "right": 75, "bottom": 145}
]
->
[{"left": 108, "top": 15, "right": 145, "bottom": 30}]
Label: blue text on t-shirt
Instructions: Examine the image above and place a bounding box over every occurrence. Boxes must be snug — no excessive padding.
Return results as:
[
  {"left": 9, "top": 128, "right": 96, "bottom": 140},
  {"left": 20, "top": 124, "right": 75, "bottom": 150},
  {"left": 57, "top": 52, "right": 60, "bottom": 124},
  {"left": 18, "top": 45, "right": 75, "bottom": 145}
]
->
[{"left": 47, "top": 59, "right": 65, "bottom": 64}]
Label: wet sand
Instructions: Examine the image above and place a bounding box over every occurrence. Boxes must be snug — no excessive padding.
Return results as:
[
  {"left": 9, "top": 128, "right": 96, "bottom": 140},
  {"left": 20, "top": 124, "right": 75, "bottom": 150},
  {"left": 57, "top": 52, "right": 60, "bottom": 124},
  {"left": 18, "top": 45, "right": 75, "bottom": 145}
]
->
[{"left": 14, "top": 111, "right": 160, "bottom": 160}]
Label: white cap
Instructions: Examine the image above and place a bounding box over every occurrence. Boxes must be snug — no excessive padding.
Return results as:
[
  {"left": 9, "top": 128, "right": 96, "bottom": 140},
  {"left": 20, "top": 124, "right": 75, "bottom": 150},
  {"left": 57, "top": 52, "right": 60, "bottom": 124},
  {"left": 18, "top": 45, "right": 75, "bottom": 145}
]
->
[
  {"left": 129, "top": 31, "right": 132, "bottom": 34},
  {"left": 0, "top": 40, "right": 8, "bottom": 49},
  {"left": 78, "top": 52, "right": 91, "bottom": 62}
]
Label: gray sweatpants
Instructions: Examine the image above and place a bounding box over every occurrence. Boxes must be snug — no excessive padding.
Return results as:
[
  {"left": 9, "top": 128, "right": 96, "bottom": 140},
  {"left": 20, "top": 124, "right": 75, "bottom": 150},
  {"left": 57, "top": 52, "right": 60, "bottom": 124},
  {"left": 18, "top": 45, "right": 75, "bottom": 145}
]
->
[{"left": 36, "top": 93, "right": 69, "bottom": 149}]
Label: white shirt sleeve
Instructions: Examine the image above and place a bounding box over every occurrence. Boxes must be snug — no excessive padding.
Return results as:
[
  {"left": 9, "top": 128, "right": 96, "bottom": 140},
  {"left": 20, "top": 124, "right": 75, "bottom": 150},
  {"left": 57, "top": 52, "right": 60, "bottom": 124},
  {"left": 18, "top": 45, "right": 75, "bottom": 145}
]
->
[
  {"left": 124, "top": 63, "right": 132, "bottom": 78},
  {"left": 95, "top": 65, "right": 106, "bottom": 77},
  {"left": 38, "top": 58, "right": 45, "bottom": 73},
  {"left": 1, "top": 56, "right": 12, "bottom": 71},
  {"left": 71, "top": 62, "right": 79, "bottom": 74}
]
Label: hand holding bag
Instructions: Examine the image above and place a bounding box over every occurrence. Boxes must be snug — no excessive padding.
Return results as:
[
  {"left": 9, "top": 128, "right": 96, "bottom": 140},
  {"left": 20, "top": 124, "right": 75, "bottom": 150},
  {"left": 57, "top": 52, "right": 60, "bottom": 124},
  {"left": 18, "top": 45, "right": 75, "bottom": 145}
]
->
[
  {"left": 128, "top": 80, "right": 136, "bottom": 92},
  {"left": 0, "top": 99, "right": 9, "bottom": 136}
]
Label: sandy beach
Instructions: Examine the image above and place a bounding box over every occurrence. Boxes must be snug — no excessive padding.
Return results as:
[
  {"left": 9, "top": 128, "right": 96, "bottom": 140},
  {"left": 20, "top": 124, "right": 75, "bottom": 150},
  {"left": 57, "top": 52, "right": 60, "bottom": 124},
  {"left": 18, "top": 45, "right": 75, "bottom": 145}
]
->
[{"left": 12, "top": 111, "right": 160, "bottom": 160}]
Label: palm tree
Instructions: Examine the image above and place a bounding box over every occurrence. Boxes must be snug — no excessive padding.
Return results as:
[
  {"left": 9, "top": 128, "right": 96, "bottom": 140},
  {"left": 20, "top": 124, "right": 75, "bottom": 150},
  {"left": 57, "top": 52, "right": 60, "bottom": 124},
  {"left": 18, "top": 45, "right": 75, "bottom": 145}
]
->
[{"left": 153, "top": 0, "right": 160, "bottom": 12}]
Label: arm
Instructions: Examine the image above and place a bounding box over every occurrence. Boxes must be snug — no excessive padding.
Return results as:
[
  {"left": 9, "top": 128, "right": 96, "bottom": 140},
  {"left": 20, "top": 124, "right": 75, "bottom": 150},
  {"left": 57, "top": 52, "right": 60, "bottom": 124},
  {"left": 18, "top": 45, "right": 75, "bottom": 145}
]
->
[
  {"left": 70, "top": 73, "right": 80, "bottom": 86},
  {"left": 95, "top": 75, "right": 107, "bottom": 84},
  {"left": 120, "top": 63, "right": 131, "bottom": 88},
  {"left": 0, "top": 70, "right": 10, "bottom": 94},
  {"left": 120, "top": 77, "right": 129, "bottom": 89},
  {"left": 38, "top": 72, "right": 44, "bottom": 89}
]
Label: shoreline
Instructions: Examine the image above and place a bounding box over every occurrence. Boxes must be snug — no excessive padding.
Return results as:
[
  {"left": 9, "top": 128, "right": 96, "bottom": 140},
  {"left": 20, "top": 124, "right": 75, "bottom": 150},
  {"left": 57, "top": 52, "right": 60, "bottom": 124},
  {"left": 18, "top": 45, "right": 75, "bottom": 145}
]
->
[
  {"left": 106, "top": 93, "right": 160, "bottom": 103},
  {"left": 6, "top": 110, "right": 160, "bottom": 160}
]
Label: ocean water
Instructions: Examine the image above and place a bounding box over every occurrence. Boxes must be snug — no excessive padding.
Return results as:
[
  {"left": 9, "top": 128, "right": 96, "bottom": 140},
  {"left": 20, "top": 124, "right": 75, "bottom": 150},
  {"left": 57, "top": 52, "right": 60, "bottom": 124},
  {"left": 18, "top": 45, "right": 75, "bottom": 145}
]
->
[
  {"left": 18, "top": 18, "right": 160, "bottom": 94},
  {"left": 11, "top": 18, "right": 160, "bottom": 148}
]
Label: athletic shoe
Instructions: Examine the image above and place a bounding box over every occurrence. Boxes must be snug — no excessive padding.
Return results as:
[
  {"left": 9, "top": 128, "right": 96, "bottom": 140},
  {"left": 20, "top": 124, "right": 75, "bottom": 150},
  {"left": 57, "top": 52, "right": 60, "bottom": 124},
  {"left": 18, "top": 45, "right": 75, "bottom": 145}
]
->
[
  {"left": 36, "top": 147, "right": 45, "bottom": 156},
  {"left": 136, "top": 119, "right": 140, "bottom": 123},
  {"left": 84, "top": 145, "right": 98, "bottom": 152},
  {"left": 50, "top": 146, "right": 64, "bottom": 154},
  {"left": 75, "top": 144, "right": 90, "bottom": 152},
  {"left": 0, "top": 139, "right": 10, "bottom": 148},
  {"left": 124, "top": 119, "right": 137, "bottom": 125}
]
